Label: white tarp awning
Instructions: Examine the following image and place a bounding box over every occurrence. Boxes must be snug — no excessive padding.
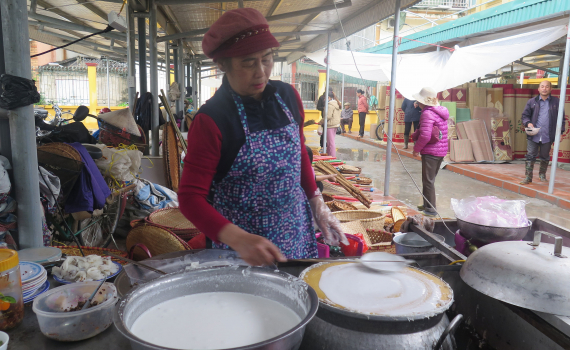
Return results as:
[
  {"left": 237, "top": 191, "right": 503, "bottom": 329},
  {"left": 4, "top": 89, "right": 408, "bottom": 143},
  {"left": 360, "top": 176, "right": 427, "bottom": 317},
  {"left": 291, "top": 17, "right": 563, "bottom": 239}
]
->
[{"left": 306, "top": 19, "right": 568, "bottom": 99}]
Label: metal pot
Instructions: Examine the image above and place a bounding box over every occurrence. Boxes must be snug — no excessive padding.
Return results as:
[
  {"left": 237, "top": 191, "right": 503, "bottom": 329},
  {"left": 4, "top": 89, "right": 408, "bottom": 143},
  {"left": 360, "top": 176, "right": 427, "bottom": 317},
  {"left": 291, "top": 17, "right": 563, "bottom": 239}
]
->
[
  {"left": 114, "top": 266, "right": 319, "bottom": 350},
  {"left": 456, "top": 218, "right": 531, "bottom": 243},
  {"left": 299, "top": 263, "right": 462, "bottom": 350},
  {"left": 394, "top": 232, "right": 445, "bottom": 254}
]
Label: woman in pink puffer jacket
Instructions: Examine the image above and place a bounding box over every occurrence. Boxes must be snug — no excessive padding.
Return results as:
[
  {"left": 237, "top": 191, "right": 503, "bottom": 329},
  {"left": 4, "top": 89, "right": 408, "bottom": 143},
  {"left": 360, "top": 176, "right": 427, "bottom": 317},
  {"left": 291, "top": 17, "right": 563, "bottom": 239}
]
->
[{"left": 412, "top": 87, "right": 449, "bottom": 216}]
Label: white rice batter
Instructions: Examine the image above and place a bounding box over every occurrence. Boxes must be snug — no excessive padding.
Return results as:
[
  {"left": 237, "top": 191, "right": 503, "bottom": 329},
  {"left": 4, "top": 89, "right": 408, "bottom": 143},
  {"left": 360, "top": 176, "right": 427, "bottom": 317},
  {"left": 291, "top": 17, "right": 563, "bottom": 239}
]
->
[
  {"left": 319, "top": 264, "right": 443, "bottom": 316},
  {"left": 130, "top": 292, "right": 301, "bottom": 349}
]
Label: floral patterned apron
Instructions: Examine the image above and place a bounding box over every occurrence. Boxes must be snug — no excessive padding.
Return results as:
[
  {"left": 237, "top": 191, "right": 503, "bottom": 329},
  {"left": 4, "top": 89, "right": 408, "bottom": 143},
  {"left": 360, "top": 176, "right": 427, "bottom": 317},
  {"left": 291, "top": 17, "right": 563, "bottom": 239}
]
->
[{"left": 211, "top": 91, "right": 318, "bottom": 259}]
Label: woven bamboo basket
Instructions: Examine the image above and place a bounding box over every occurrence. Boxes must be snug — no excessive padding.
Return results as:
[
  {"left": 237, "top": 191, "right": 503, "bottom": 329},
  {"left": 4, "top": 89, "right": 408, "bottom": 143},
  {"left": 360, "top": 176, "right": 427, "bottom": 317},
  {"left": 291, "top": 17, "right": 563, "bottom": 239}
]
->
[
  {"left": 322, "top": 193, "right": 334, "bottom": 203},
  {"left": 338, "top": 165, "right": 361, "bottom": 174},
  {"left": 365, "top": 229, "right": 395, "bottom": 253},
  {"left": 146, "top": 208, "right": 201, "bottom": 241},
  {"left": 355, "top": 176, "right": 372, "bottom": 185},
  {"left": 333, "top": 210, "right": 386, "bottom": 231},
  {"left": 332, "top": 201, "right": 358, "bottom": 211},
  {"left": 163, "top": 121, "right": 181, "bottom": 192},
  {"left": 126, "top": 223, "right": 191, "bottom": 261},
  {"left": 53, "top": 246, "right": 129, "bottom": 265}
]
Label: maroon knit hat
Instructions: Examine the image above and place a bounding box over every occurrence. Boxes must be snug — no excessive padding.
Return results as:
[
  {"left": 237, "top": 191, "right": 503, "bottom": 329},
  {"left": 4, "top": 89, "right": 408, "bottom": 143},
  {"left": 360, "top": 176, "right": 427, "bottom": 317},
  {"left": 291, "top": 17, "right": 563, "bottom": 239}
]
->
[{"left": 202, "top": 8, "right": 280, "bottom": 61}]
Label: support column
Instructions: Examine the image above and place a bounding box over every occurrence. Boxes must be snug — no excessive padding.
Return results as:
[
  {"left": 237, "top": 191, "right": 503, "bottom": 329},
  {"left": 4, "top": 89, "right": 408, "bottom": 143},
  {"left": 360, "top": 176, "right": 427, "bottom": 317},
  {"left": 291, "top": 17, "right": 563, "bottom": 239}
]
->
[
  {"left": 384, "top": 0, "right": 401, "bottom": 197},
  {"left": 106, "top": 57, "right": 111, "bottom": 107},
  {"left": 198, "top": 62, "right": 202, "bottom": 108},
  {"left": 1, "top": 0, "right": 43, "bottom": 248},
  {"left": 341, "top": 74, "right": 345, "bottom": 104},
  {"left": 322, "top": 32, "right": 331, "bottom": 155},
  {"left": 165, "top": 41, "right": 170, "bottom": 97},
  {"left": 192, "top": 62, "right": 198, "bottom": 111},
  {"left": 176, "top": 40, "right": 184, "bottom": 114},
  {"left": 138, "top": 17, "right": 147, "bottom": 94},
  {"left": 0, "top": 5, "right": 12, "bottom": 166},
  {"left": 149, "top": 0, "right": 159, "bottom": 156},
  {"left": 86, "top": 63, "right": 98, "bottom": 115},
  {"left": 549, "top": 16, "right": 570, "bottom": 194},
  {"left": 127, "top": 6, "right": 136, "bottom": 111}
]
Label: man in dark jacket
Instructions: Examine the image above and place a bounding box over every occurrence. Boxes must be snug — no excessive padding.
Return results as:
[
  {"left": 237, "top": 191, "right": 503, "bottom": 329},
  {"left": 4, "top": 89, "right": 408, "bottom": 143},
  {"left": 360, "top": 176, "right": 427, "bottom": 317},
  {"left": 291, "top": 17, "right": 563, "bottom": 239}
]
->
[
  {"left": 520, "top": 80, "right": 566, "bottom": 184},
  {"left": 401, "top": 98, "right": 421, "bottom": 149}
]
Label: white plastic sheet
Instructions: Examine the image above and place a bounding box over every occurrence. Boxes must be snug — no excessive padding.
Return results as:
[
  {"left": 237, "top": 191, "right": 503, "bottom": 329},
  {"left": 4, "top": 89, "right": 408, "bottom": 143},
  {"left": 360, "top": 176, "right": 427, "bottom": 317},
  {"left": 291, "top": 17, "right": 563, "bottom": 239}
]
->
[{"left": 305, "top": 21, "right": 568, "bottom": 99}]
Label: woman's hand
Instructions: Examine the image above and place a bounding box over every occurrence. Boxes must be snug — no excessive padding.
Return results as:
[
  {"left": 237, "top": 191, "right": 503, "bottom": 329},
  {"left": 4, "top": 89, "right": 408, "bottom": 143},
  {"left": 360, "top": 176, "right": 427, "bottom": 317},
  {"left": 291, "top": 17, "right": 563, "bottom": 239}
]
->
[
  {"left": 218, "top": 224, "right": 287, "bottom": 266},
  {"left": 309, "top": 195, "right": 349, "bottom": 246}
]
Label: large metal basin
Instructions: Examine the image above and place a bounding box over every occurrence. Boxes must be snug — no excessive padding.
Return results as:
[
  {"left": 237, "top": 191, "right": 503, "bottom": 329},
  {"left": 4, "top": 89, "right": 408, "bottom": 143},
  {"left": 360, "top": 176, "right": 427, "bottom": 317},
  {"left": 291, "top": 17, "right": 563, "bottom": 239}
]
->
[
  {"left": 457, "top": 218, "right": 531, "bottom": 243},
  {"left": 114, "top": 266, "right": 319, "bottom": 350}
]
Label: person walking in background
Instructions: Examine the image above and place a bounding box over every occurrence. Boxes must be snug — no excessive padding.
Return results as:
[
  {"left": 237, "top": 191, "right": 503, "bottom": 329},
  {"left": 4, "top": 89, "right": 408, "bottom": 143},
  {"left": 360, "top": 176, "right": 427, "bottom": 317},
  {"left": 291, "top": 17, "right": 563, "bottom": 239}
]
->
[
  {"left": 401, "top": 98, "right": 421, "bottom": 149},
  {"left": 520, "top": 80, "right": 566, "bottom": 185},
  {"left": 357, "top": 89, "right": 369, "bottom": 137},
  {"left": 411, "top": 87, "right": 449, "bottom": 216},
  {"left": 317, "top": 88, "right": 334, "bottom": 151},
  {"left": 340, "top": 102, "right": 354, "bottom": 134},
  {"left": 319, "top": 91, "right": 341, "bottom": 157}
]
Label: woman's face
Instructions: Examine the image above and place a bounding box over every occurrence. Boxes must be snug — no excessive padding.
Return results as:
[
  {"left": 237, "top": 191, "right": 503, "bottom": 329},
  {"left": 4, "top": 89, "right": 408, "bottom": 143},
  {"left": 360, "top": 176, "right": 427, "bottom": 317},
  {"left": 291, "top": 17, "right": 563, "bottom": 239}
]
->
[{"left": 218, "top": 49, "right": 273, "bottom": 100}]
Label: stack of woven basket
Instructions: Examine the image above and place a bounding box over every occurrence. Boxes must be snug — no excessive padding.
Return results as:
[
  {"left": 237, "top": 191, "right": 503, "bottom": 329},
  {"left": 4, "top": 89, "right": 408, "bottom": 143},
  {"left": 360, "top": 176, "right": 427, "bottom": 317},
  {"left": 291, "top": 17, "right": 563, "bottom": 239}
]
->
[
  {"left": 126, "top": 207, "right": 202, "bottom": 260},
  {"left": 334, "top": 210, "right": 395, "bottom": 253}
]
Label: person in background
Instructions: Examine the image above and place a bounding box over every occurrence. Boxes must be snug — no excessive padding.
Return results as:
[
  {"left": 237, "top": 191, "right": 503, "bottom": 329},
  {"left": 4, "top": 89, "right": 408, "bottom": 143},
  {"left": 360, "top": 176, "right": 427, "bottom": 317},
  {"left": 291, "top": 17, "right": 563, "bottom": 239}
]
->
[
  {"left": 319, "top": 91, "right": 341, "bottom": 157},
  {"left": 411, "top": 87, "right": 449, "bottom": 216},
  {"left": 317, "top": 88, "right": 334, "bottom": 151},
  {"left": 401, "top": 98, "right": 421, "bottom": 149},
  {"left": 178, "top": 8, "right": 347, "bottom": 266},
  {"left": 340, "top": 102, "right": 354, "bottom": 134},
  {"left": 520, "top": 80, "right": 566, "bottom": 185},
  {"left": 357, "top": 89, "right": 369, "bottom": 137}
]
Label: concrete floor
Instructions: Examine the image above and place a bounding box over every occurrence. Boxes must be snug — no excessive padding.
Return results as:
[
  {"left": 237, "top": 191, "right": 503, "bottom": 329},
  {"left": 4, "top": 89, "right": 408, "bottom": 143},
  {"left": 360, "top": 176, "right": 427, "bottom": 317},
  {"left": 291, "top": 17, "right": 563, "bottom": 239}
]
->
[{"left": 306, "top": 131, "right": 570, "bottom": 232}]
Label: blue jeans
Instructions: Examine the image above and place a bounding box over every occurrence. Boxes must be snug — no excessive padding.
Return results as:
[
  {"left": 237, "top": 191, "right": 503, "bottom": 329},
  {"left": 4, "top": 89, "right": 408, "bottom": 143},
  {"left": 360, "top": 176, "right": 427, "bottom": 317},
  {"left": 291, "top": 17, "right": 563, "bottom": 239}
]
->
[{"left": 525, "top": 139, "right": 552, "bottom": 162}]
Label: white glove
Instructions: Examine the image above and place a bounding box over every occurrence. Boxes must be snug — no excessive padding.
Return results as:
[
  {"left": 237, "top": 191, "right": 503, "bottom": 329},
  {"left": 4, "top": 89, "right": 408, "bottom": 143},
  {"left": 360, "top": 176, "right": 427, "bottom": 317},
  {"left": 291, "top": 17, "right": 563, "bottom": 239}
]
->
[{"left": 309, "top": 194, "right": 349, "bottom": 246}]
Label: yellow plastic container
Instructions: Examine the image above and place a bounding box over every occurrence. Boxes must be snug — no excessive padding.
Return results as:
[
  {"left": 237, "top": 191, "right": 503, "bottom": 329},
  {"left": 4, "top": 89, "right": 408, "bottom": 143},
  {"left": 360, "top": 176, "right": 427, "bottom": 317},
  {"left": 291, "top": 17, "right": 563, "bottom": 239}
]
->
[{"left": 0, "top": 250, "right": 24, "bottom": 330}]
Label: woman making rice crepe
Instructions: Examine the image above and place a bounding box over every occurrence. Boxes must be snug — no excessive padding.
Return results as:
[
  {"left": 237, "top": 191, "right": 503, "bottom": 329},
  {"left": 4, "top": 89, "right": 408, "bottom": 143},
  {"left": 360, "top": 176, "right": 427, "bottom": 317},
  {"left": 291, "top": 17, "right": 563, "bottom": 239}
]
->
[{"left": 179, "top": 8, "right": 347, "bottom": 266}]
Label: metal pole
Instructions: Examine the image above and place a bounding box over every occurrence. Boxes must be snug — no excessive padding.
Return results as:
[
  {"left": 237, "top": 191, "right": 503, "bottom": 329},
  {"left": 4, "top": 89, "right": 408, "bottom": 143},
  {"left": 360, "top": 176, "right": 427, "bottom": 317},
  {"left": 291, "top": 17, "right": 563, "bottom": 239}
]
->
[
  {"left": 548, "top": 16, "right": 570, "bottom": 194},
  {"left": 106, "top": 57, "right": 111, "bottom": 107},
  {"left": 138, "top": 17, "right": 147, "bottom": 94},
  {"left": 149, "top": 0, "right": 159, "bottom": 156},
  {"left": 165, "top": 41, "right": 170, "bottom": 97},
  {"left": 1, "top": 0, "right": 43, "bottom": 248},
  {"left": 384, "top": 0, "right": 401, "bottom": 197},
  {"left": 127, "top": 6, "right": 136, "bottom": 110},
  {"left": 177, "top": 39, "right": 185, "bottom": 114},
  {"left": 198, "top": 63, "right": 202, "bottom": 108},
  {"left": 0, "top": 5, "right": 12, "bottom": 166},
  {"left": 323, "top": 32, "right": 331, "bottom": 155},
  {"left": 192, "top": 62, "right": 198, "bottom": 111}
]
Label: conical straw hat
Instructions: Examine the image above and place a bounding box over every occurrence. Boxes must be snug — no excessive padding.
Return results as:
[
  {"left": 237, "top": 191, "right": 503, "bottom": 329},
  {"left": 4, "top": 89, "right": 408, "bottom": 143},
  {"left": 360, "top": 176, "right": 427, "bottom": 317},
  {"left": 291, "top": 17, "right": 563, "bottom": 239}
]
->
[{"left": 98, "top": 108, "right": 141, "bottom": 137}]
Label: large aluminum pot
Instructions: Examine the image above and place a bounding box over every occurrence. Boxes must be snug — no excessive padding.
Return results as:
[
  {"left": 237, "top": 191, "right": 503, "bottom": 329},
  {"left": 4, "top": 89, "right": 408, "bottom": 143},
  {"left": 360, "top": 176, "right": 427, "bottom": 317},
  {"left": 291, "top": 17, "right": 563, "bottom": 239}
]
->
[
  {"left": 394, "top": 232, "right": 445, "bottom": 254},
  {"left": 114, "top": 266, "right": 319, "bottom": 350},
  {"left": 457, "top": 218, "right": 531, "bottom": 243}
]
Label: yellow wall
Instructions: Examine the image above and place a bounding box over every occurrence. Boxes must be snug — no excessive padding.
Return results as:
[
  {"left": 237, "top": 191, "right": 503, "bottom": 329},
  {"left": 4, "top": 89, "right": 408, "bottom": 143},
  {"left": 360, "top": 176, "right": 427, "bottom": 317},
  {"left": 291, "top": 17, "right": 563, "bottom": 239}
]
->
[
  {"left": 35, "top": 105, "right": 126, "bottom": 130},
  {"left": 304, "top": 110, "right": 379, "bottom": 132}
]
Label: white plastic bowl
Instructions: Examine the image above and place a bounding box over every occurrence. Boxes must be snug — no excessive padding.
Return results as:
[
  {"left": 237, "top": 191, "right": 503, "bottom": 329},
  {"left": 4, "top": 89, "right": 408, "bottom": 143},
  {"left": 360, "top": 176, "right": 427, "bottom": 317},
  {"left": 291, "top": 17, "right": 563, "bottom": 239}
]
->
[
  {"left": 0, "top": 331, "right": 9, "bottom": 350},
  {"left": 32, "top": 282, "right": 117, "bottom": 341}
]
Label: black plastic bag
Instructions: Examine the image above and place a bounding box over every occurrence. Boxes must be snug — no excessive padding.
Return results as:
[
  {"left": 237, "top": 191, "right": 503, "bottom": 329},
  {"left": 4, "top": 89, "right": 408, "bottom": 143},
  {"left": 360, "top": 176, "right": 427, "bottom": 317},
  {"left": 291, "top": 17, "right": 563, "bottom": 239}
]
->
[{"left": 0, "top": 74, "right": 41, "bottom": 110}]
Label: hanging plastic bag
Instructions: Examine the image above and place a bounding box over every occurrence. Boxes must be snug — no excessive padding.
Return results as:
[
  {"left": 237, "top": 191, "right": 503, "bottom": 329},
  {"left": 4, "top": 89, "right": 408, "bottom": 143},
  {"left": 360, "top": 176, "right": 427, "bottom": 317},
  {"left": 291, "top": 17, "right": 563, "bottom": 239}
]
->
[
  {"left": 0, "top": 74, "right": 41, "bottom": 110},
  {"left": 451, "top": 196, "right": 529, "bottom": 228}
]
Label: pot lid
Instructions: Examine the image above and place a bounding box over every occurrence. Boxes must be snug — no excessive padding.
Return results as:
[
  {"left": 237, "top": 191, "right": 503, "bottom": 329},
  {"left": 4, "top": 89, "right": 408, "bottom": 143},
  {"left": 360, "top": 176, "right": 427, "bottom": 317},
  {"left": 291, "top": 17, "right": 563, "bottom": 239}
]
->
[
  {"left": 460, "top": 231, "right": 570, "bottom": 316},
  {"left": 299, "top": 262, "right": 454, "bottom": 321}
]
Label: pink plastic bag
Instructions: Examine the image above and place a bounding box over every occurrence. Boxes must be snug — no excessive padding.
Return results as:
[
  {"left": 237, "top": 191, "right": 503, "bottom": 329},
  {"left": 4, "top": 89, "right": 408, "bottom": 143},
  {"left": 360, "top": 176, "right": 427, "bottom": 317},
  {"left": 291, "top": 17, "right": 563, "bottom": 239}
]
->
[{"left": 451, "top": 196, "right": 528, "bottom": 228}]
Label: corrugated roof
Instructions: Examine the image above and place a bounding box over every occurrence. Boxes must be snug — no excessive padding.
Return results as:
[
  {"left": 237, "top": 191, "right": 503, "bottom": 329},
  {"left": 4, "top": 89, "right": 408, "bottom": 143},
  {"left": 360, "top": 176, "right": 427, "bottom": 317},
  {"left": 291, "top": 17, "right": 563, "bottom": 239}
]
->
[{"left": 364, "top": 0, "right": 570, "bottom": 54}]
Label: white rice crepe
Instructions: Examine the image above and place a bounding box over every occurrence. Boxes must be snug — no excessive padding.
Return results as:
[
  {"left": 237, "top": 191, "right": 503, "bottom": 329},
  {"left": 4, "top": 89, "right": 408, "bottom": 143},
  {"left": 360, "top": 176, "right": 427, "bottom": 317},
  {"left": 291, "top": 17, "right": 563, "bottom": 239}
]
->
[{"left": 99, "top": 108, "right": 141, "bottom": 137}]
